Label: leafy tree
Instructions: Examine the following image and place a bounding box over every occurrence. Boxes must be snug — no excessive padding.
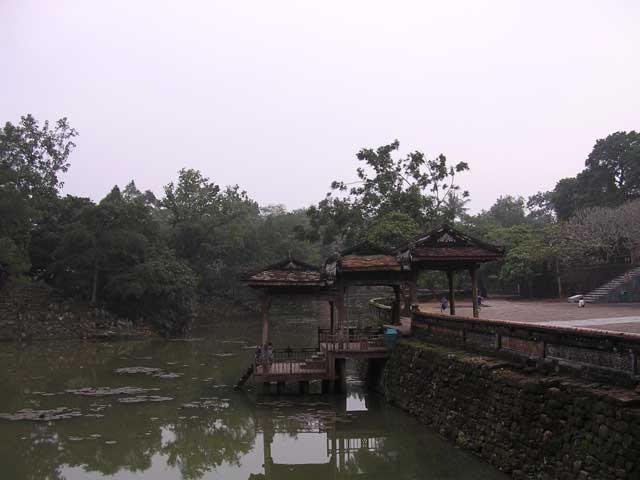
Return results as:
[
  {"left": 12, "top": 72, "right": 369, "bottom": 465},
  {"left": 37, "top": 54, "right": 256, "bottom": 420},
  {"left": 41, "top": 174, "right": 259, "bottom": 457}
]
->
[
  {"left": 0, "top": 114, "right": 77, "bottom": 276},
  {"left": 304, "top": 140, "right": 469, "bottom": 248},
  {"left": 540, "top": 131, "right": 640, "bottom": 219},
  {"left": 585, "top": 131, "right": 640, "bottom": 199},
  {"left": 49, "top": 186, "right": 156, "bottom": 302},
  {"left": 0, "top": 114, "right": 77, "bottom": 208},
  {"left": 364, "top": 212, "right": 420, "bottom": 250},
  {"left": 104, "top": 250, "right": 196, "bottom": 336},
  {"left": 162, "top": 169, "right": 268, "bottom": 299}
]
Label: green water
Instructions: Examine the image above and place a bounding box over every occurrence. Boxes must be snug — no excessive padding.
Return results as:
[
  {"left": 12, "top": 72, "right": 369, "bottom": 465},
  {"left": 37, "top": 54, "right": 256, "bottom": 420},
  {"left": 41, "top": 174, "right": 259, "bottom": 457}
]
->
[{"left": 0, "top": 315, "right": 507, "bottom": 480}]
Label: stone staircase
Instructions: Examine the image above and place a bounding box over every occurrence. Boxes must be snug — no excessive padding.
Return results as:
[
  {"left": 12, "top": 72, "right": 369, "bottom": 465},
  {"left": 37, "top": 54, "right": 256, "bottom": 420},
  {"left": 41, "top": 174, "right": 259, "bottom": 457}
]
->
[
  {"left": 581, "top": 266, "right": 640, "bottom": 303},
  {"left": 233, "top": 365, "right": 254, "bottom": 390}
]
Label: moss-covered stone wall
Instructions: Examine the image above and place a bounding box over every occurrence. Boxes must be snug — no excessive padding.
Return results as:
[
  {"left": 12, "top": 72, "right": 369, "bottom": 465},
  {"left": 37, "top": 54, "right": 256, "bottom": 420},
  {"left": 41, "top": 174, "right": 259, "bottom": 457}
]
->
[{"left": 382, "top": 339, "right": 640, "bottom": 479}]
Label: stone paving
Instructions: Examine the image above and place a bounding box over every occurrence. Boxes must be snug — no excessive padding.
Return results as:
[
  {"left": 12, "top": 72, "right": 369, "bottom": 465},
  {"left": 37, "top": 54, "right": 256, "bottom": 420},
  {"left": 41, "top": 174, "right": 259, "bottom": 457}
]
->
[{"left": 418, "top": 299, "right": 640, "bottom": 334}]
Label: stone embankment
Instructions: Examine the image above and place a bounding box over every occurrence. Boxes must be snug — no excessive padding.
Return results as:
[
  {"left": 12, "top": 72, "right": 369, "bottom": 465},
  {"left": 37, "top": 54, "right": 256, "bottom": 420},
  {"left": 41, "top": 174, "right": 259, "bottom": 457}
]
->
[
  {"left": 382, "top": 340, "right": 640, "bottom": 480},
  {"left": 0, "top": 282, "right": 151, "bottom": 341}
]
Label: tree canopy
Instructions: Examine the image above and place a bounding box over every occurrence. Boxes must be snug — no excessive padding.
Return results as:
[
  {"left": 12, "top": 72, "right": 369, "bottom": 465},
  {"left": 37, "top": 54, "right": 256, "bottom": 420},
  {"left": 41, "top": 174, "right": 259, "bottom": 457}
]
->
[
  {"left": 535, "top": 131, "right": 640, "bottom": 220},
  {"left": 303, "top": 140, "right": 469, "bottom": 249}
]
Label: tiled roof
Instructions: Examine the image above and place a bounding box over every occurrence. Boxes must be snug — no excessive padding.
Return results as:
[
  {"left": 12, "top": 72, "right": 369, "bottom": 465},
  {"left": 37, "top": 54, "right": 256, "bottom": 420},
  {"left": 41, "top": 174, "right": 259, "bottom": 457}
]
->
[
  {"left": 245, "top": 259, "right": 329, "bottom": 287},
  {"left": 340, "top": 254, "right": 401, "bottom": 271},
  {"left": 403, "top": 225, "right": 504, "bottom": 262},
  {"left": 411, "top": 246, "right": 504, "bottom": 260}
]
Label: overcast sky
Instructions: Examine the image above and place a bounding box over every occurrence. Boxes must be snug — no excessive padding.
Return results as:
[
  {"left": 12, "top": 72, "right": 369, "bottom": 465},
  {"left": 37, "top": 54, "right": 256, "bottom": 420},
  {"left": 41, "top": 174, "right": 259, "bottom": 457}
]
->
[{"left": 2, "top": 1, "right": 639, "bottom": 213}]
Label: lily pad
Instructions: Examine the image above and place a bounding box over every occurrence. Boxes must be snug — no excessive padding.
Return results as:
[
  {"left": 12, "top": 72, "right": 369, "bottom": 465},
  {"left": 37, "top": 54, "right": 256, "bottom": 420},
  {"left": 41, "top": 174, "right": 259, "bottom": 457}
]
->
[
  {"left": 0, "top": 407, "right": 82, "bottom": 422},
  {"left": 152, "top": 372, "right": 183, "bottom": 379},
  {"left": 117, "top": 395, "right": 173, "bottom": 404},
  {"left": 67, "top": 387, "right": 159, "bottom": 396},
  {"left": 114, "top": 367, "right": 162, "bottom": 375}
]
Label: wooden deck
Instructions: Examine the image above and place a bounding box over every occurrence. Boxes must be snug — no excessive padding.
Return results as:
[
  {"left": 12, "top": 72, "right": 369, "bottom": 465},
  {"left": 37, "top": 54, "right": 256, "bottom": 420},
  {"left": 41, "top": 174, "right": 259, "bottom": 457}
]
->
[
  {"left": 319, "top": 341, "right": 389, "bottom": 358},
  {"left": 251, "top": 330, "right": 393, "bottom": 384},
  {"left": 254, "top": 361, "right": 329, "bottom": 382}
]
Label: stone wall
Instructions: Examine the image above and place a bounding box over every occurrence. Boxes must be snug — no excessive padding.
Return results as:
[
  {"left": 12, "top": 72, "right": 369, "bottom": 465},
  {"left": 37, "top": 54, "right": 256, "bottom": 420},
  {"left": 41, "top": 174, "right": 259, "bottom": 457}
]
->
[
  {"left": 413, "top": 311, "right": 640, "bottom": 387},
  {"left": 0, "top": 282, "right": 151, "bottom": 341},
  {"left": 382, "top": 339, "right": 640, "bottom": 480}
]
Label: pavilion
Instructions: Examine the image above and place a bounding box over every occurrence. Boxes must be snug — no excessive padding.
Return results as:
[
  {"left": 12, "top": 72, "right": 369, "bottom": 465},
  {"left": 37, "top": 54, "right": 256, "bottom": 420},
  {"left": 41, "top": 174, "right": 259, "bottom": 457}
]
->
[
  {"left": 238, "top": 225, "right": 504, "bottom": 390},
  {"left": 243, "top": 257, "right": 334, "bottom": 347},
  {"left": 398, "top": 224, "right": 505, "bottom": 318},
  {"left": 324, "top": 242, "right": 407, "bottom": 329}
]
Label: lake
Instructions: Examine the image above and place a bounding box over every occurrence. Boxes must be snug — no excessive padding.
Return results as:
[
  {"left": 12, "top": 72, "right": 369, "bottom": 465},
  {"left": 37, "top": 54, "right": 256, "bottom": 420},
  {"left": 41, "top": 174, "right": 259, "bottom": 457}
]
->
[{"left": 0, "top": 314, "right": 507, "bottom": 479}]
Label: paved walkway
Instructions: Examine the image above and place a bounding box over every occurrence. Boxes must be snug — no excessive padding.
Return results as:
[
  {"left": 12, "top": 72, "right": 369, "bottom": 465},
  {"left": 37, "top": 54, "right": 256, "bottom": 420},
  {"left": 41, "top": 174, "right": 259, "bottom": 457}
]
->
[
  {"left": 542, "top": 316, "right": 640, "bottom": 328},
  {"left": 418, "top": 299, "right": 640, "bottom": 334}
]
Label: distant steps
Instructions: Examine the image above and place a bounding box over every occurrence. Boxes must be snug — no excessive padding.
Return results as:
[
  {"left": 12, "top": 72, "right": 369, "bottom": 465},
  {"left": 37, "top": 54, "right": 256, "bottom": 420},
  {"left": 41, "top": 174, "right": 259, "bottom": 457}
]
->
[{"left": 581, "top": 266, "right": 640, "bottom": 303}]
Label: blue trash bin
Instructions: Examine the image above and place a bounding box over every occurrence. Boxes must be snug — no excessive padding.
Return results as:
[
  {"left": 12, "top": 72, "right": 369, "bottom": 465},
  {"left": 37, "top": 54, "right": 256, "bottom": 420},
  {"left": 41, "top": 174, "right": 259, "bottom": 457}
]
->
[{"left": 384, "top": 328, "right": 399, "bottom": 350}]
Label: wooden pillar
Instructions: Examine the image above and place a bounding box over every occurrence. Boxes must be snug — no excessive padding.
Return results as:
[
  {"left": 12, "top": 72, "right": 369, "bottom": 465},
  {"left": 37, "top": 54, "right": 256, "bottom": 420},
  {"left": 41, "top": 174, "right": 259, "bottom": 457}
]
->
[
  {"left": 392, "top": 285, "right": 401, "bottom": 324},
  {"left": 336, "top": 280, "right": 346, "bottom": 331},
  {"left": 261, "top": 295, "right": 272, "bottom": 346},
  {"left": 408, "top": 270, "right": 418, "bottom": 313},
  {"left": 470, "top": 265, "right": 479, "bottom": 318},
  {"left": 447, "top": 270, "right": 456, "bottom": 315},
  {"left": 329, "top": 300, "right": 335, "bottom": 333}
]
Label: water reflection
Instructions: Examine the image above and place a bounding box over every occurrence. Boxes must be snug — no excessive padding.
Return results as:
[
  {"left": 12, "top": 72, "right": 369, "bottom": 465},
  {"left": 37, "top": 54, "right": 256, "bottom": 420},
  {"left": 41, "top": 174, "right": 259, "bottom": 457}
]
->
[{"left": 0, "top": 317, "right": 507, "bottom": 480}]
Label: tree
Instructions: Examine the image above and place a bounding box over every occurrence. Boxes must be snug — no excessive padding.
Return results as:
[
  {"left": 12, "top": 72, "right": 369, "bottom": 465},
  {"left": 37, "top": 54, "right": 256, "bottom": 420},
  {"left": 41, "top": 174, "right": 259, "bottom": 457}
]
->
[
  {"left": 304, "top": 140, "right": 469, "bottom": 248},
  {"left": 478, "top": 195, "right": 527, "bottom": 228},
  {"left": 541, "top": 131, "right": 640, "bottom": 219},
  {"left": 0, "top": 115, "right": 77, "bottom": 204},
  {"left": 162, "top": 169, "right": 262, "bottom": 298},
  {"left": 0, "top": 114, "right": 77, "bottom": 277},
  {"left": 585, "top": 131, "right": 640, "bottom": 199},
  {"left": 104, "top": 250, "right": 196, "bottom": 336},
  {"left": 364, "top": 212, "right": 420, "bottom": 250},
  {"left": 49, "top": 186, "right": 156, "bottom": 302}
]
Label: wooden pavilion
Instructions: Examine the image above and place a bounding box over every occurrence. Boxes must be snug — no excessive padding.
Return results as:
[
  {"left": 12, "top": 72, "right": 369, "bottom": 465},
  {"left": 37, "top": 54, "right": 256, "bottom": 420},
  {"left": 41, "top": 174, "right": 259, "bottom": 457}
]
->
[
  {"left": 243, "top": 257, "right": 334, "bottom": 348},
  {"left": 325, "top": 242, "right": 407, "bottom": 330},
  {"left": 237, "top": 225, "right": 504, "bottom": 390},
  {"left": 398, "top": 224, "right": 505, "bottom": 318}
]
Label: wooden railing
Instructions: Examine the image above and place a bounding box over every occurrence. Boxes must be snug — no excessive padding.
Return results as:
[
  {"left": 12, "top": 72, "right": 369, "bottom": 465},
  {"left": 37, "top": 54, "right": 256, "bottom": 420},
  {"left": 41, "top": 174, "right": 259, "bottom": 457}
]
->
[
  {"left": 318, "top": 328, "right": 386, "bottom": 351},
  {"left": 253, "top": 347, "right": 326, "bottom": 376},
  {"left": 369, "top": 297, "right": 393, "bottom": 325}
]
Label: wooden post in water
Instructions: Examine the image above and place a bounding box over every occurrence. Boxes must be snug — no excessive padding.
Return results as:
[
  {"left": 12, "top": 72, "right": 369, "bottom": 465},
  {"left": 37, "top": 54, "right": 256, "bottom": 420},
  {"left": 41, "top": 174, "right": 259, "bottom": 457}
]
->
[
  {"left": 263, "top": 420, "right": 273, "bottom": 477},
  {"left": 447, "top": 270, "right": 456, "bottom": 315},
  {"left": 334, "top": 358, "right": 346, "bottom": 393},
  {"left": 261, "top": 295, "right": 272, "bottom": 346},
  {"left": 470, "top": 265, "right": 479, "bottom": 318}
]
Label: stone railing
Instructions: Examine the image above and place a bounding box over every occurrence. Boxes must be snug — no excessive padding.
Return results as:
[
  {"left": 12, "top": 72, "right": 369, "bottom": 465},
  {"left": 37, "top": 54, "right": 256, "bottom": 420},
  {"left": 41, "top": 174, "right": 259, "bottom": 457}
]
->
[
  {"left": 413, "top": 310, "right": 640, "bottom": 384},
  {"left": 368, "top": 297, "right": 393, "bottom": 325}
]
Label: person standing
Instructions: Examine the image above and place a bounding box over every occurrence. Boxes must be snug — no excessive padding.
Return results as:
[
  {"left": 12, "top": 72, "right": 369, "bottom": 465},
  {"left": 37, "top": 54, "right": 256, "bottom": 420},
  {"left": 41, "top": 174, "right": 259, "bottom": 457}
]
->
[{"left": 440, "top": 296, "right": 449, "bottom": 313}]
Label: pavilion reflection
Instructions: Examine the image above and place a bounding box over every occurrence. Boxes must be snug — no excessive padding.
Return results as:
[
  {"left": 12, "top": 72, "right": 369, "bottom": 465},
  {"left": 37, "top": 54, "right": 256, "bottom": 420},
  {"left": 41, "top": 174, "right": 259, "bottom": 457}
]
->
[{"left": 250, "top": 393, "right": 396, "bottom": 479}]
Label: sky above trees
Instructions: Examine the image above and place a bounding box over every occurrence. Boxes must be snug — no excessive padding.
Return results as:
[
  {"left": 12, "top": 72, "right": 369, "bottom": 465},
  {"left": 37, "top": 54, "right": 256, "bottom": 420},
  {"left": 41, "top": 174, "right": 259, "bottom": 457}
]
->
[{"left": 2, "top": 0, "right": 639, "bottom": 213}]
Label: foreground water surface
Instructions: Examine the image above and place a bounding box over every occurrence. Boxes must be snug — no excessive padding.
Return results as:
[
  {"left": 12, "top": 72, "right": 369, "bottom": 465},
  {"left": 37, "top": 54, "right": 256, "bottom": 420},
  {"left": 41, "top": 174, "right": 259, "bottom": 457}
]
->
[{"left": 0, "top": 315, "right": 507, "bottom": 479}]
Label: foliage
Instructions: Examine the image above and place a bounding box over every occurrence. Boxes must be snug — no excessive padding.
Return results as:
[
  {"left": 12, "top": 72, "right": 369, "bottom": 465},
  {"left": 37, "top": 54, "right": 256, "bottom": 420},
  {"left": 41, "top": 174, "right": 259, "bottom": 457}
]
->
[
  {"left": 0, "top": 115, "right": 77, "bottom": 274},
  {"left": 6, "top": 113, "right": 640, "bottom": 320},
  {"left": 104, "top": 251, "right": 197, "bottom": 336},
  {"left": 364, "top": 212, "right": 420, "bottom": 250},
  {"left": 538, "top": 131, "right": 640, "bottom": 220},
  {"left": 304, "top": 140, "right": 469, "bottom": 249},
  {"left": 0, "top": 114, "right": 77, "bottom": 208}
]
